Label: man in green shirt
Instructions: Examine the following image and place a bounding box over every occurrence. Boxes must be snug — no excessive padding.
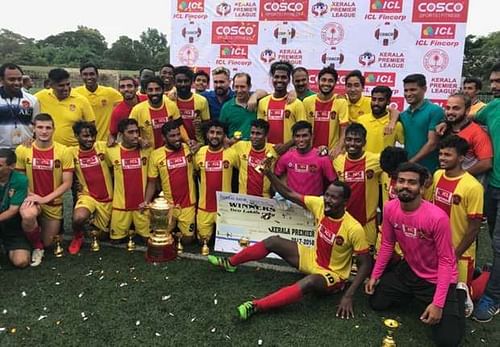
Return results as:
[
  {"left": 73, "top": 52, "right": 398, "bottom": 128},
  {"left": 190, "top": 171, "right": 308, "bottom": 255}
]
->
[
  {"left": 0, "top": 149, "right": 30, "bottom": 268},
  {"left": 292, "top": 67, "right": 315, "bottom": 101},
  {"left": 400, "top": 74, "right": 444, "bottom": 173},
  {"left": 472, "top": 62, "right": 500, "bottom": 323},
  {"left": 219, "top": 72, "right": 256, "bottom": 140}
]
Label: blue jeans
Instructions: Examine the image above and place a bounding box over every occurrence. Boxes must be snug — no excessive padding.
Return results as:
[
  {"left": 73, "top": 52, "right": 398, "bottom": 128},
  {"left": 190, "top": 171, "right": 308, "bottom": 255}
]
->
[{"left": 484, "top": 185, "right": 500, "bottom": 302}]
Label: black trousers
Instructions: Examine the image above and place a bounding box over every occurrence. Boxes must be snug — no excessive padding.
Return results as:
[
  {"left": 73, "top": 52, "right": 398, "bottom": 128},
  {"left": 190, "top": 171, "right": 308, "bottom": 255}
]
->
[{"left": 369, "top": 261, "right": 465, "bottom": 347}]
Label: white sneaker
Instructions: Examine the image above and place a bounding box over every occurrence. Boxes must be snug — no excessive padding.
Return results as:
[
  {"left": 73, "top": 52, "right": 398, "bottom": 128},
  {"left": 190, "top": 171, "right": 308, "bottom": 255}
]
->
[
  {"left": 30, "top": 248, "right": 45, "bottom": 267},
  {"left": 457, "top": 282, "right": 474, "bottom": 318}
]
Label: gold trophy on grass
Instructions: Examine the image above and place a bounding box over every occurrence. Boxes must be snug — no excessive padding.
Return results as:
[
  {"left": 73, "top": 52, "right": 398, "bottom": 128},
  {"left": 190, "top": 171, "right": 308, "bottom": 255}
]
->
[
  {"left": 239, "top": 237, "right": 250, "bottom": 248},
  {"left": 381, "top": 319, "right": 399, "bottom": 347},
  {"left": 176, "top": 232, "right": 183, "bottom": 254},
  {"left": 90, "top": 230, "right": 100, "bottom": 252},
  {"left": 127, "top": 230, "right": 136, "bottom": 251},
  {"left": 201, "top": 238, "right": 210, "bottom": 256},
  {"left": 145, "top": 192, "right": 177, "bottom": 262},
  {"left": 53, "top": 235, "right": 64, "bottom": 257}
]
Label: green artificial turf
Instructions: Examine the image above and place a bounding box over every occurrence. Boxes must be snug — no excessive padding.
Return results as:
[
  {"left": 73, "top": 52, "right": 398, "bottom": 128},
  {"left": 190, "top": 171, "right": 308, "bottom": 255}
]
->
[{"left": 0, "top": 227, "right": 499, "bottom": 346}]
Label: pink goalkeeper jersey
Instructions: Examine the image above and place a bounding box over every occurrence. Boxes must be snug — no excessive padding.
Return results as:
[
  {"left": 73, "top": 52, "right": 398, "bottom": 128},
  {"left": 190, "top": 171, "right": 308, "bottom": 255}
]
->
[
  {"left": 275, "top": 148, "right": 337, "bottom": 196},
  {"left": 372, "top": 199, "right": 458, "bottom": 308}
]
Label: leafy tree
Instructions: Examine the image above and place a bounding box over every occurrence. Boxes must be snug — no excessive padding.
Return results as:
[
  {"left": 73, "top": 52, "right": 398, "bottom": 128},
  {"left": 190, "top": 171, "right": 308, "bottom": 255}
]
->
[
  {"left": 140, "top": 28, "right": 169, "bottom": 68},
  {"left": 462, "top": 31, "right": 500, "bottom": 87}
]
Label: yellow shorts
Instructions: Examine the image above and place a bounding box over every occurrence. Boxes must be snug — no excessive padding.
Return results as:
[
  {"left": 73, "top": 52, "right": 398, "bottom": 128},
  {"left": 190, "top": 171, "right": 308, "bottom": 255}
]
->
[
  {"left": 363, "top": 220, "right": 377, "bottom": 248},
  {"left": 75, "top": 195, "right": 112, "bottom": 232},
  {"left": 196, "top": 209, "right": 216, "bottom": 240},
  {"left": 297, "top": 244, "right": 344, "bottom": 290},
  {"left": 40, "top": 204, "right": 63, "bottom": 220},
  {"left": 169, "top": 206, "right": 196, "bottom": 237},
  {"left": 458, "top": 256, "right": 475, "bottom": 285},
  {"left": 110, "top": 209, "right": 150, "bottom": 239}
]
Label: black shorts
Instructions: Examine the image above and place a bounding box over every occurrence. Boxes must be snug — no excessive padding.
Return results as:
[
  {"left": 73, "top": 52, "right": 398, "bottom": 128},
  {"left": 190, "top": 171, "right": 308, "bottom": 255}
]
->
[
  {"left": 373, "top": 260, "right": 461, "bottom": 317},
  {"left": 0, "top": 214, "right": 31, "bottom": 253}
]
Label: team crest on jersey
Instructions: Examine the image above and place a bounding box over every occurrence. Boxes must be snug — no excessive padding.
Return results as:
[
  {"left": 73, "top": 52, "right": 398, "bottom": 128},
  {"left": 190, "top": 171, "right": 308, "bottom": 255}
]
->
[
  {"left": 159, "top": 160, "right": 165, "bottom": 166},
  {"left": 309, "top": 111, "right": 314, "bottom": 117},
  {"left": 69, "top": 104, "right": 76, "bottom": 112},
  {"left": 8, "top": 188, "right": 15, "bottom": 198},
  {"left": 452, "top": 194, "right": 462, "bottom": 205},
  {"left": 223, "top": 160, "right": 230, "bottom": 169},
  {"left": 345, "top": 170, "right": 365, "bottom": 182},
  {"left": 330, "top": 111, "right": 337, "bottom": 120},
  {"left": 114, "top": 160, "right": 120, "bottom": 165},
  {"left": 366, "top": 169, "right": 374, "bottom": 179},
  {"left": 335, "top": 235, "right": 344, "bottom": 246},
  {"left": 54, "top": 159, "right": 61, "bottom": 168},
  {"left": 309, "top": 164, "right": 318, "bottom": 173},
  {"left": 241, "top": 154, "right": 247, "bottom": 161},
  {"left": 144, "top": 120, "right": 151, "bottom": 126},
  {"left": 98, "top": 153, "right": 105, "bottom": 161},
  {"left": 284, "top": 110, "right": 291, "bottom": 119},
  {"left": 101, "top": 99, "right": 107, "bottom": 107},
  {"left": 142, "top": 157, "right": 147, "bottom": 166}
]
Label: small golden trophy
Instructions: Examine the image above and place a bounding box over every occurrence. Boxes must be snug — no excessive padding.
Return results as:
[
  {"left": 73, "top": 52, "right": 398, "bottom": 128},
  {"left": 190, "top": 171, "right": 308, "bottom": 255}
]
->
[
  {"left": 90, "top": 230, "right": 100, "bottom": 252},
  {"left": 255, "top": 152, "right": 274, "bottom": 173},
  {"left": 239, "top": 237, "right": 250, "bottom": 248},
  {"left": 201, "top": 238, "right": 210, "bottom": 256},
  {"left": 53, "top": 235, "right": 64, "bottom": 257},
  {"left": 381, "top": 319, "right": 399, "bottom": 347},
  {"left": 145, "top": 192, "right": 177, "bottom": 262},
  {"left": 127, "top": 230, "right": 136, "bottom": 252},
  {"left": 176, "top": 233, "right": 183, "bottom": 255}
]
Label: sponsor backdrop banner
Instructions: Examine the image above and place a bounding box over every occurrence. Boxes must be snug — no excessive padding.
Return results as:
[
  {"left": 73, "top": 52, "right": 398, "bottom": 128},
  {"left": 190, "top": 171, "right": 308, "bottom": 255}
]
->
[
  {"left": 215, "top": 192, "right": 315, "bottom": 256},
  {"left": 171, "top": 0, "right": 468, "bottom": 110}
]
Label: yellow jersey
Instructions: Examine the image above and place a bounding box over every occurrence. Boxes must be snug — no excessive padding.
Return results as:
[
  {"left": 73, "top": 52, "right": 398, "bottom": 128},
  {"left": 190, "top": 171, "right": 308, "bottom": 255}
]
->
[
  {"left": 347, "top": 95, "right": 371, "bottom": 122},
  {"left": 357, "top": 112, "right": 404, "bottom": 154}
]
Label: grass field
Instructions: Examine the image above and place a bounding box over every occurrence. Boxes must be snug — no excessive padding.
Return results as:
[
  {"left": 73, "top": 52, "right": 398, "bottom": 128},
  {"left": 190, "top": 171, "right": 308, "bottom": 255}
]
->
[{"left": 1, "top": 230, "right": 499, "bottom": 346}]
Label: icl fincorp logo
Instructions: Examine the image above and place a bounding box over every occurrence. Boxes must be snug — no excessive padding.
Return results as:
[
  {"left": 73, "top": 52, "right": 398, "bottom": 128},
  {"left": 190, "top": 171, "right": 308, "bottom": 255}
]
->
[
  {"left": 412, "top": 0, "right": 468, "bottom": 23},
  {"left": 220, "top": 45, "right": 248, "bottom": 59},
  {"left": 311, "top": 1, "right": 328, "bottom": 17},
  {"left": 421, "top": 24, "right": 456, "bottom": 39},
  {"left": 364, "top": 72, "right": 396, "bottom": 87},
  {"left": 177, "top": 0, "right": 204, "bottom": 12},
  {"left": 423, "top": 49, "right": 449, "bottom": 73},
  {"left": 211, "top": 21, "right": 259, "bottom": 44},
  {"left": 370, "top": 0, "right": 403, "bottom": 13}
]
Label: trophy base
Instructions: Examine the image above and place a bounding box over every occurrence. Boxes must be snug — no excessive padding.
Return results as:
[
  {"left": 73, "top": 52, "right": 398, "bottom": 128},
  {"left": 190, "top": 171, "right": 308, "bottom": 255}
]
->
[{"left": 145, "top": 243, "right": 177, "bottom": 263}]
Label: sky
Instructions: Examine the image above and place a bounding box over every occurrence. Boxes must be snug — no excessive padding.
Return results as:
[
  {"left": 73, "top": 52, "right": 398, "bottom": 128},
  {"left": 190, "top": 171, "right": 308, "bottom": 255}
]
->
[{"left": 2, "top": 0, "right": 498, "bottom": 44}]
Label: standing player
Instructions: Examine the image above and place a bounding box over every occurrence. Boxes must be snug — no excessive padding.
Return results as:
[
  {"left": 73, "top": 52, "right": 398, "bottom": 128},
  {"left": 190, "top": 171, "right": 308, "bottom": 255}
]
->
[
  {"left": 275, "top": 121, "right": 337, "bottom": 196},
  {"left": 366, "top": 163, "right": 464, "bottom": 347},
  {"left": 209, "top": 163, "right": 372, "bottom": 320},
  {"left": 303, "top": 65, "right": 348, "bottom": 155},
  {"left": 73, "top": 63, "right": 122, "bottom": 141},
  {"left": 433, "top": 135, "right": 484, "bottom": 316},
  {"left": 174, "top": 66, "right": 210, "bottom": 143},
  {"left": 109, "top": 76, "right": 147, "bottom": 144},
  {"left": 193, "top": 70, "right": 209, "bottom": 94},
  {"left": 159, "top": 64, "right": 175, "bottom": 94},
  {"left": 232, "top": 119, "right": 277, "bottom": 198},
  {"left": 35, "top": 68, "right": 95, "bottom": 147},
  {"left": 67, "top": 121, "right": 113, "bottom": 254},
  {"left": 106, "top": 119, "right": 151, "bottom": 241},
  {"left": 257, "top": 61, "right": 306, "bottom": 153},
  {"left": 462, "top": 77, "right": 486, "bottom": 117},
  {"left": 333, "top": 123, "right": 382, "bottom": 247},
  {"left": 130, "top": 77, "right": 188, "bottom": 149},
  {"left": 292, "top": 67, "right": 315, "bottom": 101},
  {"left": 16, "top": 113, "right": 74, "bottom": 266},
  {"left": 144, "top": 121, "right": 197, "bottom": 245},
  {"left": 194, "top": 120, "right": 238, "bottom": 250},
  {"left": 345, "top": 70, "right": 371, "bottom": 122},
  {"left": 0, "top": 149, "right": 30, "bottom": 268},
  {"left": 357, "top": 86, "right": 404, "bottom": 154},
  {"left": 201, "top": 66, "right": 234, "bottom": 120}
]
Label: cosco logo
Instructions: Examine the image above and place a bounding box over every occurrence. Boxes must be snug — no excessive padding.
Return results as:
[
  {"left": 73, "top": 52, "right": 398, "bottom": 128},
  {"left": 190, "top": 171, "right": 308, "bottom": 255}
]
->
[
  {"left": 263, "top": 2, "right": 304, "bottom": 12},
  {"left": 417, "top": 2, "right": 464, "bottom": 13},
  {"left": 215, "top": 26, "right": 255, "bottom": 36}
]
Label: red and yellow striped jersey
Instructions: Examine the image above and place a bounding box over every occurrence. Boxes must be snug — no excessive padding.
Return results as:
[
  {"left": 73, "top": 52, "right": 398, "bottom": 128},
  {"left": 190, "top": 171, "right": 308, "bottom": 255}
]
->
[
  {"left": 194, "top": 146, "right": 238, "bottom": 212},
  {"left": 303, "top": 195, "right": 369, "bottom": 280},
  {"left": 232, "top": 141, "right": 277, "bottom": 198},
  {"left": 129, "top": 98, "right": 182, "bottom": 149},
  {"left": 432, "top": 170, "right": 483, "bottom": 258},
  {"left": 15, "top": 142, "right": 74, "bottom": 205},
  {"left": 176, "top": 94, "right": 210, "bottom": 142},
  {"left": 68, "top": 141, "right": 113, "bottom": 202},
  {"left": 333, "top": 152, "right": 382, "bottom": 226},
  {"left": 303, "top": 95, "right": 349, "bottom": 150},
  {"left": 147, "top": 144, "right": 196, "bottom": 208},
  {"left": 105, "top": 145, "right": 151, "bottom": 210},
  {"left": 257, "top": 95, "right": 306, "bottom": 144}
]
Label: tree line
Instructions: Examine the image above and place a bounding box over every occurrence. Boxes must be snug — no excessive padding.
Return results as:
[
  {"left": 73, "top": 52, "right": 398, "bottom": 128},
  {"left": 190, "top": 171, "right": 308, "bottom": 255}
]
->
[{"left": 0, "top": 26, "right": 169, "bottom": 71}]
